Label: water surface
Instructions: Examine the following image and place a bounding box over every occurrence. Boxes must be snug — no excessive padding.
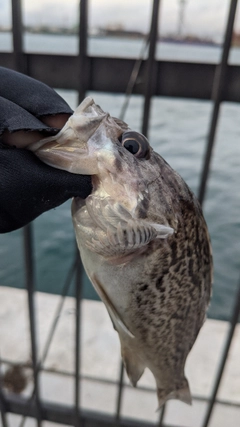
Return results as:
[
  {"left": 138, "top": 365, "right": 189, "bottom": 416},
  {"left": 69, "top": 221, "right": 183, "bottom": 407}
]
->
[{"left": 0, "top": 34, "right": 239, "bottom": 321}]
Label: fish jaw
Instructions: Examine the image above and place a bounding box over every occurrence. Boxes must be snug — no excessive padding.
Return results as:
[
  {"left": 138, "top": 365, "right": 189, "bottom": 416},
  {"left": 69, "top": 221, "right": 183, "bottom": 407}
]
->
[{"left": 29, "top": 96, "right": 128, "bottom": 175}]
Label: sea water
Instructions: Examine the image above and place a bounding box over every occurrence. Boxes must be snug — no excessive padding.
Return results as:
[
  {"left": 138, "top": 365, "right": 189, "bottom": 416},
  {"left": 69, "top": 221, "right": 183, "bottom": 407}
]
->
[{"left": 0, "top": 33, "right": 240, "bottom": 321}]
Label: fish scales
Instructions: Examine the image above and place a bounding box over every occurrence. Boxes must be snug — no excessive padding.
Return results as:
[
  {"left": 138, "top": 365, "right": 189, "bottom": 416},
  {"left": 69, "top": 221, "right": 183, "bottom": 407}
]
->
[{"left": 30, "top": 97, "right": 213, "bottom": 408}]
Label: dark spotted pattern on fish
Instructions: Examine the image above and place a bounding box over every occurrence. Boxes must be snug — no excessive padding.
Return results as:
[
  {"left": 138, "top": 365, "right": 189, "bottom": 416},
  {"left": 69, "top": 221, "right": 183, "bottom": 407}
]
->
[
  {"left": 32, "top": 98, "right": 213, "bottom": 408},
  {"left": 125, "top": 155, "right": 212, "bottom": 392}
]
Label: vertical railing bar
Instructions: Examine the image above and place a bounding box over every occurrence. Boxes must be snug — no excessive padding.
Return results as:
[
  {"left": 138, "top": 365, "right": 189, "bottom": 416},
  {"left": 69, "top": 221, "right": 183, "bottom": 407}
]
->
[
  {"left": 78, "top": 0, "right": 88, "bottom": 103},
  {"left": 198, "top": 0, "right": 238, "bottom": 205},
  {"left": 141, "top": 0, "right": 161, "bottom": 138},
  {"left": 115, "top": 362, "right": 124, "bottom": 420},
  {"left": 0, "top": 395, "right": 8, "bottom": 427},
  {"left": 74, "top": 254, "right": 83, "bottom": 427},
  {"left": 158, "top": 403, "right": 166, "bottom": 426},
  {"left": 73, "top": 1, "right": 88, "bottom": 425},
  {"left": 11, "top": 0, "right": 26, "bottom": 74},
  {"left": 23, "top": 225, "right": 41, "bottom": 427},
  {"left": 116, "top": 9, "right": 158, "bottom": 411},
  {"left": 17, "top": 259, "right": 77, "bottom": 427},
  {"left": 0, "top": 404, "right": 8, "bottom": 427},
  {"left": 39, "top": 258, "right": 77, "bottom": 366},
  {"left": 201, "top": 278, "right": 240, "bottom": 427},
  {"left": 0, "top": 359, "right": 9, "bottom": 427}
]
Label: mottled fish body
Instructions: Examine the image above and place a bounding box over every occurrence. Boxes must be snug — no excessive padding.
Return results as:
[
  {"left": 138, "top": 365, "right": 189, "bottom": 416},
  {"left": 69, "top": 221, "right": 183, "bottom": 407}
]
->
[{"left": 30, "top": 97, "right": 213, "bottom": 407}]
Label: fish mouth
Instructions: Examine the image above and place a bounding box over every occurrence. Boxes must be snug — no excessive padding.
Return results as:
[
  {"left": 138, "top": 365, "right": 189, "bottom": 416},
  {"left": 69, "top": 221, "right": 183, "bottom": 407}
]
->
[
  {"left": 28, "top": 96, "right": 129, "bottom": 176},
  {"left": 30, "top": 135, "right": 89, "bottom": 173},
  {"left": 28, "top": 97, "right": 109, "bottom": 174}
]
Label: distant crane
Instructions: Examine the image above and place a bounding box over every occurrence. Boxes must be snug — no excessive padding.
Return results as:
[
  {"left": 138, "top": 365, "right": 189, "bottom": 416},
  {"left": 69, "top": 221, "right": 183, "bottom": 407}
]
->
[{"left": 177, "top": 0, "right": 188, "bottom": 38}]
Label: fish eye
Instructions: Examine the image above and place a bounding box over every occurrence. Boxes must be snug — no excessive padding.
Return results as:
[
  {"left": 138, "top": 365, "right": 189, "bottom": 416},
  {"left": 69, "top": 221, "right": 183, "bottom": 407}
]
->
[
  {"left": 122, "top": 138, "right": 140, "bottom": 155},
  {"left": 120, "top": 131, "right": 150, "bottom": 159}
]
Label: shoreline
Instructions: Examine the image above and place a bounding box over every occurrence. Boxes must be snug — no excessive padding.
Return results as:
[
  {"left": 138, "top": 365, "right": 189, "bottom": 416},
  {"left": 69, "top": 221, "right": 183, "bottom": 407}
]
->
[{"left": 0, "top": 29, "right": 224, "bottom": 47}]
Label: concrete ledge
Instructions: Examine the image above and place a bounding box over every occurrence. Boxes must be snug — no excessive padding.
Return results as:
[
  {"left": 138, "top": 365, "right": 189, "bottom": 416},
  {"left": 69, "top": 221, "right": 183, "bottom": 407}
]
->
[{"left": 0, "top": 286, "right": 239, "bottom": 427}]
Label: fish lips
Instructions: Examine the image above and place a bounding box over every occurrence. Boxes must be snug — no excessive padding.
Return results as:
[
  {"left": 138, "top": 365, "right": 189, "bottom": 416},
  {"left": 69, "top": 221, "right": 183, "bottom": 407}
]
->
[{"left": 28, "top": 96, "right": 125, "bottom": 175}]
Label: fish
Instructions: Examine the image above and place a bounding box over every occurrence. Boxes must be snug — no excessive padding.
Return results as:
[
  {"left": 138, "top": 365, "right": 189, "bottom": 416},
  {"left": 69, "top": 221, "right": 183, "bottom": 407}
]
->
[{"left": 30, "top": 97, "right": 213, "bottom": 407}]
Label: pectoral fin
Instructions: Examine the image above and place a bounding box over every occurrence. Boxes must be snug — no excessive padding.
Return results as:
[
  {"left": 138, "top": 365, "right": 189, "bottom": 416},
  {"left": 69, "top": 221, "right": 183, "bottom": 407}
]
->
[{"left": 91, "top": 275, "right": 134, "bottom": 339}]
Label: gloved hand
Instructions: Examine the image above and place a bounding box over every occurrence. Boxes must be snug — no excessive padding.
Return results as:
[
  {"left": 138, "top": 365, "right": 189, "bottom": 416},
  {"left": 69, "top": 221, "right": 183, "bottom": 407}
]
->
[{"left": 0, "top": 67, "right": 92, "bottom": 233}]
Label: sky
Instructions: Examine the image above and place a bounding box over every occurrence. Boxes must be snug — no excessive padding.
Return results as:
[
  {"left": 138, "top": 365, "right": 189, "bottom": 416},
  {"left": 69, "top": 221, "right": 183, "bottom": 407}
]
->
[{"left": 0, "top": 0, "right": 240, "bottom": 41}]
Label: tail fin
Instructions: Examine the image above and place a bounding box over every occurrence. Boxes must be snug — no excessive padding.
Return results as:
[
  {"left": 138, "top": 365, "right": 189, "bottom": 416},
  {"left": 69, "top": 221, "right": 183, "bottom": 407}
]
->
[{"left": 157, "top": 377, "right": 192, "bottom": 408}]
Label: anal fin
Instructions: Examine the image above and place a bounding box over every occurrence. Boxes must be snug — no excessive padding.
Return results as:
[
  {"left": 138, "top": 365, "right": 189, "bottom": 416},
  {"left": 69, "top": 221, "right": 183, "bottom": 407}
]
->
[
  {"left": 121, "top": 345, "right": 145, "bottom": 387},
  {"left": 91, "top": 275, "right": 144, "bottom": 387},
  {"left": 91, "top": 274, "right": 134, "bottom": 339}
]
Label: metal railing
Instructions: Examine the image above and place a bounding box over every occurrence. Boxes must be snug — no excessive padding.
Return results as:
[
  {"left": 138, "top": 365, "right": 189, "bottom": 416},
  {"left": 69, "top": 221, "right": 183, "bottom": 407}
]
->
[{"left": 0, "top": 0, "right": 240, "bottom": 426}]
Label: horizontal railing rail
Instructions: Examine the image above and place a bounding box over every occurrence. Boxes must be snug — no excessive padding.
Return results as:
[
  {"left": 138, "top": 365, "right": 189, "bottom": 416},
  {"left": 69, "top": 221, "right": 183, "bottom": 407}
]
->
[{"left": 1, "top": 52, "right": 240, "bottom": 102}]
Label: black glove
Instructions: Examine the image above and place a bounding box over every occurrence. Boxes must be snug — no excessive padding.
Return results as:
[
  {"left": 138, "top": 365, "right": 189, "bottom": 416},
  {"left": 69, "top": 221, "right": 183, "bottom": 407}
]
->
[
  {"left": 0, "top": 142, "right": 91, "bottom": 233},
  {"left": 0, "top": 67, "right": 92, "bottom": 233},
  {"left": 0, "top": 66, "right": 73, "bottom": 132}
]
